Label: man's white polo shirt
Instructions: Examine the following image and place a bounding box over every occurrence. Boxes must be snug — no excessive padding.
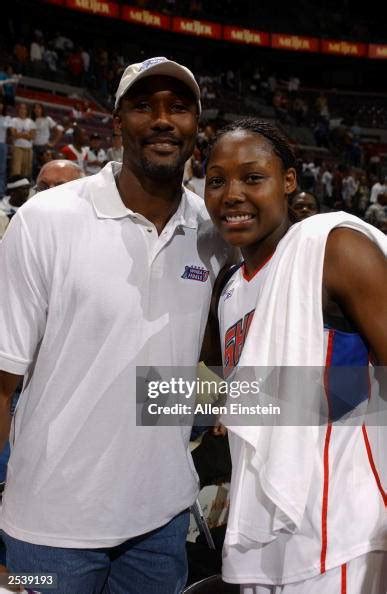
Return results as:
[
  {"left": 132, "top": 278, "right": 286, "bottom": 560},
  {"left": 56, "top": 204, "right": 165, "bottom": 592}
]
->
[{"left": 0, "top": 162, "right": 229, "bottom": 548}]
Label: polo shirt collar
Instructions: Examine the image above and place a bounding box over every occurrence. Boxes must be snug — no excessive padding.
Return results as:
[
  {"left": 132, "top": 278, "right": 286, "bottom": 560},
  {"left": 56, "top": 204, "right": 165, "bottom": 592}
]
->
[{"left": 90, "top": 162, "right": 198, "bottom": 229}]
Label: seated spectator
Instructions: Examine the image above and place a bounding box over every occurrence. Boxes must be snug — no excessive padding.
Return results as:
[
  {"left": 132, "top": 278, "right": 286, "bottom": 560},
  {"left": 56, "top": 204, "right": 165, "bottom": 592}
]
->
[
  {"left": 10, "top": 102, "right": 36, "bottom": 178},
  {"left": 370, "top": 175, "right": 387, "bottom": 204},
  {"left": 40, "top": 147, "right": 56, "bottom": 166},
  {"left": 53, "top": 32, "right": 74, "bottom": 53},
  {"left": 71, "top": 102, "right": 84, "bottom": 121},
  {"left": 84, "top": 133, "right": 107, "bottom": 176},
  {"left": 106, "top": 132, "right": 123, "bottom": 163},
  {"left": 289, "top": 191, "right": 320, "bottom": 221},
  {"left": 0, "top": 175, "right": 31, "bottom": 219},
  {"left": 34, "top": 159, "right": 84, "bottom": 193},
  {"left": 321, "top": 164, "right": 333, "bottom": 205},
  {"left": 315, "top": 93, "right": 330, "bottom": 119},
  {"left": 60, "top": 116, "right": 74, "bottom": 141},
  {"left": 185, "top": 158, "right": 205, "bottom": 199},
  {"left": 13, "top": 39, "right": 29, "bottom": 74},
  {"left": 300, "top": 160, "right": 316, "bottom": 192},
  {"left": 1, "top": 65, "right": 20, "bottom": 106},
  {"left": 352, "top": 173, "right": 370, "bottom": 217},
  {"left": 0, "top": 98, "right": 11, "bottom": 198},
  {"left": 60, "top": 126, "right": 88, "bottom": 171},
  {"left": 43, "top": 41, "right": 59, "bottom": 76},
  {"left": 292, "top": 97, "right": 308, "bottom": 125},
  {"left": 30, "top": 30, "right": 45, "bottom": 75},
  {"left": 342, "top": 168, "right": 358, "bottom": 211},
  {"left": 365, "top": 193, "right": 387, "bottom": 229},
  {"left": 288, "top": 76, "right": 300, "bottom": 94},
  {"left": 67, "top": 46, "right": 84, "bottom": 86}
]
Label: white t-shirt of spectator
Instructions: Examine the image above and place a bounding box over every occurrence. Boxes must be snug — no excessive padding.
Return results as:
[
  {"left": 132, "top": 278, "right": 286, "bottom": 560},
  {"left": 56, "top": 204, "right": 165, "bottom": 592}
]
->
[
  {"left": 54, "top": 35, "right": 73, "bottom": 51},
  {"left": 321, "top": 170, "right": 333, "bottom": 198},
  {"left": 44, "top": 49, "right": 58, "bottom": 72},
  {"left": 81, "top": 50, "right": 90, "bottom": 72},
  {"left": 365, "top": 203, "right": 387, "bottom": 226},
  {"left": 84, "top": 147, "right": 107, "bottom": 175},
  {"left": 342, "top": 175, "right": 358, "bottom": 207},
  {"left": 106, "top": 146, "right": 123, "bottom": 163},
  {"left": 34, "top": 116, "right": 62, "bottom": 147},
  {"left": 370, "top": 182, "right": 386, "bottom": 204},
  {"left": 0, "top": 162, "right": 230, "bottom": 548},
  {"left": 11, "top": 117, "right": 36, "bottom": 149},
  {"left": 30, "top": 42, "right": 44, "bottom": 62},
  {"left": 0, "top": 115, "right": 12, "bottom": 144}
]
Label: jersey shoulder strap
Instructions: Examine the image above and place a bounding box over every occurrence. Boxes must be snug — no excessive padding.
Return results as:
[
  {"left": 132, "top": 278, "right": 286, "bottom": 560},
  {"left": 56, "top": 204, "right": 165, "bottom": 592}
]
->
[{"left": 212, "top": 263, "right": 242, "bottom": 322}]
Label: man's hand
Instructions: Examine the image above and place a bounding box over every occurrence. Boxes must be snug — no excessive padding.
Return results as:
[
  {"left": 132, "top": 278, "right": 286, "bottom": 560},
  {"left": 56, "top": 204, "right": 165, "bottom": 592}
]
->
[{"left": 0, "top": 371, "right": 22, "bottom": 452}]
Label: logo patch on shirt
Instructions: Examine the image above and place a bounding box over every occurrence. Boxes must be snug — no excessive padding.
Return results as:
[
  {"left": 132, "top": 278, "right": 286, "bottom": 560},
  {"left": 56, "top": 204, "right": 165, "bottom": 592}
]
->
[
  {"left": 224, "top": 289, "right": 234, "bottom": 301},
  {"left": 181, "top": 265, "right": 210, "bottom": 282}
]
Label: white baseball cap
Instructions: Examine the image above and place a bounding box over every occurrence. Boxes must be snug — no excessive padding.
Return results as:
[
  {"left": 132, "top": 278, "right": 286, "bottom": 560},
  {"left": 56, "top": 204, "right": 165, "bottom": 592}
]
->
[{"left": 115, "top": 56, "right": 201, "bottom": 113}]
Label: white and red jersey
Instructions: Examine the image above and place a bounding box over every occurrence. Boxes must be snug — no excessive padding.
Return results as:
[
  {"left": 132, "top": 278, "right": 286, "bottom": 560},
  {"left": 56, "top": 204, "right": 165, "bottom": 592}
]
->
[
  {"left": 218, "top": 258, "right": 387, "bottom": 585},
  {"left": 60, "top": 144, "right": 87, "bottom": 170},
  {"left": 218, "top": 259, "right": 271, "bottom": 380}
]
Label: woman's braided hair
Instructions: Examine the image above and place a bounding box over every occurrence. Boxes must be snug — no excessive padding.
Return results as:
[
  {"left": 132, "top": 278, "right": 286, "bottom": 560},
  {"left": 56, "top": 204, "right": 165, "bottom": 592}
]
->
[{"left": 208, "top": 117, "right": 296, "bottom": 171}]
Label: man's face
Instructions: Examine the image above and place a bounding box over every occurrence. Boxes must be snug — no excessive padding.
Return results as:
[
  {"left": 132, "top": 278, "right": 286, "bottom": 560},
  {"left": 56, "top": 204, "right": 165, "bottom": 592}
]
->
[
  {"left": 114, "top": 75, "right": 198, "bottom": 181},
  {"left": 74, "top": 128, "right": 88, "bottom": 147},
  {"left": 90, "top": 137, "right": 101, "bottom": 150},
  {"left": 290, "top": 192, "right": 319, "bottom": 221},
  {"left": 9, "top": 186, "right": 30, "bottom": 206},
  {"left": 36, "top": 162, "right": 83, "bottom": 191},
  {"left": 18, "top": 104, "right": 28, "bottom": 119}
]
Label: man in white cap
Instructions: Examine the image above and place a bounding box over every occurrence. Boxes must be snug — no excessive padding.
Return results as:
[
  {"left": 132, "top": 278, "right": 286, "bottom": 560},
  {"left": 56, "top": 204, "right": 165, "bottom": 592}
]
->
[
  {"left": 0, "top": 175, "right": 30, "bottom": 219},
  {"left": 0, "top": 58, "right": 229, "bottom": 593}
]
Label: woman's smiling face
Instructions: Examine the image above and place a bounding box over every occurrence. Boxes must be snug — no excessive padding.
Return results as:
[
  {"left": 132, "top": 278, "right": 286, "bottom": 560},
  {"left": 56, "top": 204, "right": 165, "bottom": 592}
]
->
[{"left": 205, "top": 130, "right": 297, "bottom": 251}]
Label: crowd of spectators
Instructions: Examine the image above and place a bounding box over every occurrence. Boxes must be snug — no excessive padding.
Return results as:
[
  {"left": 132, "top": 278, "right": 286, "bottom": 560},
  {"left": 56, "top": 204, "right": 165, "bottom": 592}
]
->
[
  {"left": 183, "top": 121, "right": 387, "bottom": 233},
  {"left": 0, "top": 19, "right": 386, "bottom": 237},
  {"left": 0, "top": 90, "right": 386, "bottom": 238}
]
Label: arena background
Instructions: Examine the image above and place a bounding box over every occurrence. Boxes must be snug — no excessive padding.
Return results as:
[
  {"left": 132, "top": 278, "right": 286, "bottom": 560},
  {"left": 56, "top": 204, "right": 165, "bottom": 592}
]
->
[{"left": 2, "top": 0, "right": 387, "bottom": 197}]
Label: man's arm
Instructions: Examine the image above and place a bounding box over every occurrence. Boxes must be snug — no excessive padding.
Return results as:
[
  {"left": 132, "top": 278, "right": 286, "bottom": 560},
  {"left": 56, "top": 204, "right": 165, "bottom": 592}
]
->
[
  {"left": 0, "top": 371, "right": 21, "bottom": 452},
  {"left": 323, "top": 228, "right": 387, "bottom": 364},
  {"left": 200, "top": 264, "right": 236, "bottom": 369}
]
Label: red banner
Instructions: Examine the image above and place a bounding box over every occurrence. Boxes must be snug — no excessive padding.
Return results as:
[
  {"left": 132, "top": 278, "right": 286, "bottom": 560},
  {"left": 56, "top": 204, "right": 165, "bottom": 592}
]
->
[
  {"left": 121, "top": 6, "right": 170, "bottom": 30},
  {"left": 321, "top": 39, "right": 367, "bottom": 57},
  {"left": 172, "top": 17, "right": 222, "bottom": 39},
  {"left": 271, "top": 33, "right": 319, "bottom": 53},
  {"left": 223, "top": 26, "right": 269, "bottom": 46},
  {"left": 65, "top": 0, "right": 119, "bottom": 18},
  {"left": 368, "top": 44, "right": 387, "bottom": 59}
]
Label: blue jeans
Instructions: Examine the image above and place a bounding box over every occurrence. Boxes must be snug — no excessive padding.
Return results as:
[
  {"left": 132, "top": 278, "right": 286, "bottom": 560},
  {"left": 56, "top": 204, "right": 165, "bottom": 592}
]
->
[
  {"left": 0, "top": 441, "right": 10, "bottom": 483},
  {"left": 2, "top": 510, "right": 190, "bottom": 594}
]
